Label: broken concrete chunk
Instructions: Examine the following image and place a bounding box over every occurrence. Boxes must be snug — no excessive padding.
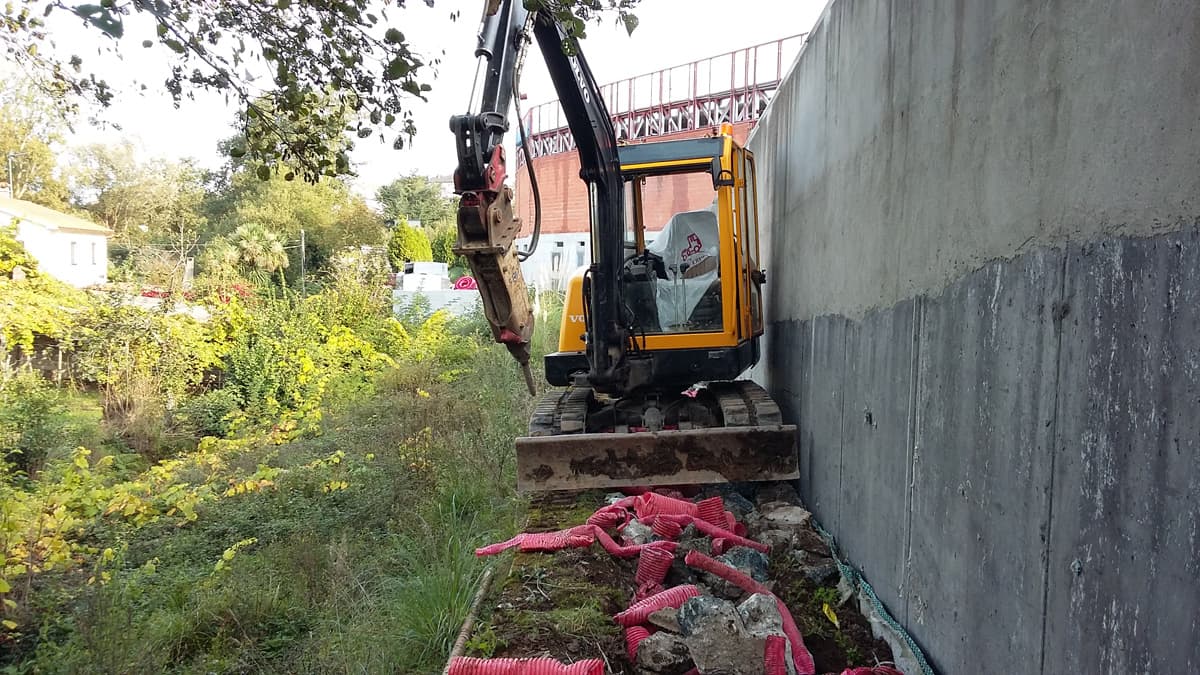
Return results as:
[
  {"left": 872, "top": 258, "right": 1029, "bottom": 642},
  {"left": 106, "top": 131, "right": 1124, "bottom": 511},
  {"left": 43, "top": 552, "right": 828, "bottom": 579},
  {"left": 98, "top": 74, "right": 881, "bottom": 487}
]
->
[
  {"left": 738, "top": 593, "right": 784, "bottom": 636},
  {"left": 756, "top": 528, "right": 795, "bottom": 551},
  {"left": 677, "top": 595, "right": 768, "bottom": 674},
  {"left": 758, "top": 502, "right": 812, "bottom": 529},
  {"left": 720, "top": 491, "right": 757, "bottom": 518},
  {"left": 718, "top": 546, "right": 770, "bottom": 583},
  {"left": 791, "top": 550, "right": 841, "bottom": 586},
  {"left": 677, "top": 595, "right": 738, "bottom": 637},
  {"left": 738, "top": 593, "right": 796, "bottom": 674},
  {"left": 635, "top": 632, "right": 693, "bottom": 674},
  {"left": 648, "top": 607, "right": 682, "bottom": 633},
  {"left": 623, "top": 519, "right": 654, "bottom": 546}
]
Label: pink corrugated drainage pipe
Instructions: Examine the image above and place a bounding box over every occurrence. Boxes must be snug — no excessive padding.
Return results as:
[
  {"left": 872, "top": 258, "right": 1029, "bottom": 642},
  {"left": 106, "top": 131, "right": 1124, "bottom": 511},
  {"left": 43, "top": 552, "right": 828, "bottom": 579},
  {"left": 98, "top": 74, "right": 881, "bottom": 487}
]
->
[
  {"left": 634, "top": 544, "right": 675, "bottom": 601},
  {"left": 695, "top": 496, "right": 726, "bottom": 526},
  {"left": 644, "top": 514, "right": 769, "bottom": 554},
  {"left": 474, "top": 526, "right": 594, "bottom": 556},
  {"left": 652, "top": 517, "right": 684, "bottom": 540},
  {"left": 635, "top": 492, "right": 704, "bottom": 519},
  {"left": 624, "top": 625, "right": 651, "bottom": 660},
  {"left": 685, "top": 550, "right": 816, "bottom": 675},
  {"left": 447, "top": 656, "right": 604, "bottom": 674},
  {"left": 614, "top": 584, "right": 702, "bottom": 627},
  {"left": 764, "top": 635, "right": 790, "bottom": 675}
]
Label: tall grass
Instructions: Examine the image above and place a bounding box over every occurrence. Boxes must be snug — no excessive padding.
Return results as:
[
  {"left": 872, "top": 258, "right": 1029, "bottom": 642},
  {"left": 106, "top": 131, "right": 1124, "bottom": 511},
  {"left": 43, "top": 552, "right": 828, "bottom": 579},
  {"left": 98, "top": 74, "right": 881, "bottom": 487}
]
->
[{"left": 10, "top": 291, "right": 564, "bottom": 674}]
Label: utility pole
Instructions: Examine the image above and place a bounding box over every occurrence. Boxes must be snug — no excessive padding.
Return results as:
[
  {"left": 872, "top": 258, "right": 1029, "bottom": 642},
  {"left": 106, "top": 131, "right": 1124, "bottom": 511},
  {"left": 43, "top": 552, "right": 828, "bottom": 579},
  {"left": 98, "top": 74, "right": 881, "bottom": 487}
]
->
[{"left": 299, "top": 228, "right": 306, "bottom": 297}]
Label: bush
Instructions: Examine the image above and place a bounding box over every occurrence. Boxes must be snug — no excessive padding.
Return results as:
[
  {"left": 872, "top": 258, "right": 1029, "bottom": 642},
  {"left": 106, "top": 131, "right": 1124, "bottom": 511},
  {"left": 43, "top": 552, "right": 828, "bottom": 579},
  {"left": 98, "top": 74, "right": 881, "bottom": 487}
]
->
[
  {"left": 173, "top": 388, "right": 243, "bottom": 438},
  {"left": 0, "top": 370, "right": 69, "bottom": 477},
  {"left": 387, "top": 222, "right": 433, "bottom": 270}
]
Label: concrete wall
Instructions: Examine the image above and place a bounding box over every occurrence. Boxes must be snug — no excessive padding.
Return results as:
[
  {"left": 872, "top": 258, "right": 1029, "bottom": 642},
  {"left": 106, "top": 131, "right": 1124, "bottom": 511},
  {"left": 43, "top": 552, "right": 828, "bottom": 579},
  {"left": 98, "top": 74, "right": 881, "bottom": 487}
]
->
[{"left": 748, "top": 1, "right": 1200, "bottom": 672}]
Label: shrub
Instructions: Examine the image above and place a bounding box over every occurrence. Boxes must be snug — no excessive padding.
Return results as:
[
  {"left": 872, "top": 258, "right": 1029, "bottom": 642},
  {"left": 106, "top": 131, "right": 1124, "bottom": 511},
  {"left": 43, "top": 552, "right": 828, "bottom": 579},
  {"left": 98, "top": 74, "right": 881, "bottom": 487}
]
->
[
  {"left": 173, "top": 388, "right": 243, "bottom": 438},
  {"left": 0, "top": 370, "right": 68, "bottom": 477}
]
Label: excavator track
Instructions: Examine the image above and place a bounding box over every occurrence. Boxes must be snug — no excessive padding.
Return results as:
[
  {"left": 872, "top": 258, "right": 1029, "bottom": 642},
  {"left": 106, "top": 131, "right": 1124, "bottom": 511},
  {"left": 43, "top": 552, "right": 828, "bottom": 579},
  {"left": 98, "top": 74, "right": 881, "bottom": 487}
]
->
[{"left": 515, "top": 380, "right": 799, "bottom": 492}]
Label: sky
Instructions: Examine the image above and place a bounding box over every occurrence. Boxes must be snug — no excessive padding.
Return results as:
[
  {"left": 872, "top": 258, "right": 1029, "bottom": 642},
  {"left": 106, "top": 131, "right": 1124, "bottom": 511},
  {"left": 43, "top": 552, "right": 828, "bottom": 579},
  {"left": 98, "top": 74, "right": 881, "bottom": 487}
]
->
[{"left": 45, "top": 0, "right": 829, "bottom": 203}]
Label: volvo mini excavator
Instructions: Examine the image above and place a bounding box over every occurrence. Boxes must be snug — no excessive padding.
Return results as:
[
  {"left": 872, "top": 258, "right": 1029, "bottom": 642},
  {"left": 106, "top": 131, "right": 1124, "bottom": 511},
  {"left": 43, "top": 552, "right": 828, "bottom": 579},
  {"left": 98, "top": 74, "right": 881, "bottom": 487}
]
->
[{"left": 449, "top": 0, "right": 799, "bottom": 492}]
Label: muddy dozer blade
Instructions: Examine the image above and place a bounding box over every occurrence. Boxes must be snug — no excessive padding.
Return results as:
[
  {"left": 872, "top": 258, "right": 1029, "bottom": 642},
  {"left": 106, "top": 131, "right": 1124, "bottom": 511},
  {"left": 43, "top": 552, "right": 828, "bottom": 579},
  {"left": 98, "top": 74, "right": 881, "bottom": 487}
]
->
[{"left": 514, "top": 425, "right": 799, "bottom": 492}]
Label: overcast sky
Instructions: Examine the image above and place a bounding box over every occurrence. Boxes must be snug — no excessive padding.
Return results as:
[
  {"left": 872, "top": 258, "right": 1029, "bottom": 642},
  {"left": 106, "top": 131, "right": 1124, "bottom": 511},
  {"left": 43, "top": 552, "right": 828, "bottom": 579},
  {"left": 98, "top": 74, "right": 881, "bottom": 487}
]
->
[{"left": 49, "top": 0, "right": 828, "bottom": 202}]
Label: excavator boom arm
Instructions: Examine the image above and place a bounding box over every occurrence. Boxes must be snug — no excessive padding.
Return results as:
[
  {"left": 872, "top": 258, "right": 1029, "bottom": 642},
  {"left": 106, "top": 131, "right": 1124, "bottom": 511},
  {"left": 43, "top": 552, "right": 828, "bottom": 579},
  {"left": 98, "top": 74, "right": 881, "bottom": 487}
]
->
[{"left": 449, "top": 0, "right": 629, "bottom": 395}]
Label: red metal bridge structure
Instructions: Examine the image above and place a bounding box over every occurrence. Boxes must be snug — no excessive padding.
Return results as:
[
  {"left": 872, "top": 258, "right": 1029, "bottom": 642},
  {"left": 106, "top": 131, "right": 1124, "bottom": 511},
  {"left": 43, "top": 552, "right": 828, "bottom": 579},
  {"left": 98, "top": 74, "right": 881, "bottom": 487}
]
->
[
  {"left": 518, "top": 34, "right": 807, "bottom": 162},
  {"left": 513, "top": 34, "right": 807, "bottom": 240}
]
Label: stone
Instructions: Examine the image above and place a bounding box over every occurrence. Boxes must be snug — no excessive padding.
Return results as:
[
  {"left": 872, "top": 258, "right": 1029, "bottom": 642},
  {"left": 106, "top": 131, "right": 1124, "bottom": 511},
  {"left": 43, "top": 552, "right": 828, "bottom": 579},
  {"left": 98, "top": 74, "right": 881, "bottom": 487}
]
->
[
  {"left": 677, "top": 524, "right": 707, "bottom": 549},
  {"left": 721, "top": 491, "right": 758, "bottom": 519},
  {"left": 635, "top": 632, "right": 693, "bottom": 674},
  {"left": 718, "top": 546, "right": 770, "bottom": 583},
  {"left": 758, "top": 503, "right": 812, "bottom": 529},
  {"left": 755, "top": 482, "right": 800, "bottom": 506},
  {"left": 623, "top": 519, "right": 654, "bottom": 546},
  {"left": 757, "top": 528, "right": 795, "bottom": 551},
  {"left": 790, "top": 527, "right": 832, "bottom": 557},
  {"left": 738, "top": 593, "right": 785, "bottom": 637},
  {"left": 791, "top": 550, "right": 841, "bottom": 586},
  {"left": 677, "top": 595, "right": 737, "bottom": 636},
  {"left": 648, "top": 607, "right": 681, "bottom": 633},
  {"left": 738, "top": 594, "right": 797, "bottom": 675},
  {"left": 677, "top": 595, "right": 767, "bottom": 674}
]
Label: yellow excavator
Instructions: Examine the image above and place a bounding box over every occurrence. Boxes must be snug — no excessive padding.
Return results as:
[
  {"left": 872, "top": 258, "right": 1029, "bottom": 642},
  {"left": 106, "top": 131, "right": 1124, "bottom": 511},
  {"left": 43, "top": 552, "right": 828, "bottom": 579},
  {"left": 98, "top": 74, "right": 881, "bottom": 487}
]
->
[{"left": 449, "top": 0, "right": 798, "bottom": 492}]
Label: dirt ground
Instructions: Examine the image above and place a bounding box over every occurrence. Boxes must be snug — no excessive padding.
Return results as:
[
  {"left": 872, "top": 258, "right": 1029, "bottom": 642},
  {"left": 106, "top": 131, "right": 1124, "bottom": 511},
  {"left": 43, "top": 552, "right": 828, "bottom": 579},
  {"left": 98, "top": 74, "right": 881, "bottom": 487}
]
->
[{"left": 459, "top": 487, "right": 898, "bottom": 674}]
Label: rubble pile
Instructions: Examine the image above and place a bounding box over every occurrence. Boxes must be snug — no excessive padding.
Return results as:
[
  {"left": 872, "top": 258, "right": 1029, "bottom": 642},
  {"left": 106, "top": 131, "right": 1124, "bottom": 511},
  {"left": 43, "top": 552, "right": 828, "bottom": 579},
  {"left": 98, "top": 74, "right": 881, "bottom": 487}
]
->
[{"left": 453, "top": 483, "right": 906, "bottom": 675}]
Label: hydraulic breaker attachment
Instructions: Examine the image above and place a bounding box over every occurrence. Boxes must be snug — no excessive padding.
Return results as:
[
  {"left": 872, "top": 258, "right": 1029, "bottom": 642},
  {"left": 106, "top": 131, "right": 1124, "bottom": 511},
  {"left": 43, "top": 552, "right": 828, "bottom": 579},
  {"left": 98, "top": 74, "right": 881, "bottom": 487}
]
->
[
  {"left": 450, "top": 143, "right": 536, "bottom": 393},
  {"left": 514, "top": 424, "right": 800, "bottom": 492}
]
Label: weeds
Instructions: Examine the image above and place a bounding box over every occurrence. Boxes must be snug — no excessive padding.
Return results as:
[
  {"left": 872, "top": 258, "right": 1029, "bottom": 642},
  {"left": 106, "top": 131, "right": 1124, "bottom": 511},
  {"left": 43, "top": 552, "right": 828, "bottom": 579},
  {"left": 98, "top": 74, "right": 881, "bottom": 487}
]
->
[{"left": 1, "top": 288, "right": 565, "bottom": 673}]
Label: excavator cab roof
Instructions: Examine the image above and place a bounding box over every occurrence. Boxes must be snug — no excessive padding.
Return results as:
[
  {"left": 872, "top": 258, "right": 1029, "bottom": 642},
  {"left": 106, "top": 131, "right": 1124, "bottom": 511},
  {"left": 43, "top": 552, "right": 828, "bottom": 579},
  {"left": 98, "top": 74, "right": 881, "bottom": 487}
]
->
[{"left": 618, "top": 135, "right": 734, "bottom": 188}]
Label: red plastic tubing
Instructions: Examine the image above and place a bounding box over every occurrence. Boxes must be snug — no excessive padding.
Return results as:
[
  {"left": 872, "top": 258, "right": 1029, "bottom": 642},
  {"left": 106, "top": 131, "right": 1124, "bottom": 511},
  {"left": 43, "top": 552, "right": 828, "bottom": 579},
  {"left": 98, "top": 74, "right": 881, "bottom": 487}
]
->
[{"left": 447, "top": 656, "right": 605, "bottom": 674}]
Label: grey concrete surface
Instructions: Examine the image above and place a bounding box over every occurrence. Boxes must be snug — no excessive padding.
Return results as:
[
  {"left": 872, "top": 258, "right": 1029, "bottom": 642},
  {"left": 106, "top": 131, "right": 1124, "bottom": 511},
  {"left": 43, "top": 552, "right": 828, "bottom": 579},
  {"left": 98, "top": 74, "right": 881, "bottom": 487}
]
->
[
  {"left": 746, "top": 0, "right": 1200, "bottom": 672},
  {"left": 1045, "top": 232, "right": 1200, "bottom": 673},
  {"left": 751, "top": 0, "right": 1200, "bottom": 323}
]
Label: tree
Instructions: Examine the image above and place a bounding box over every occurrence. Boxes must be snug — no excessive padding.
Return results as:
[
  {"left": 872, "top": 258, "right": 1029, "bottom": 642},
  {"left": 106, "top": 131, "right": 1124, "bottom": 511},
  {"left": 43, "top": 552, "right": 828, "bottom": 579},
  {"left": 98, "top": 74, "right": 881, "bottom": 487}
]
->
[
  {"left": 0, "top": 77, "right": 71, "bottom": 209},
  {"left": 375, "top": 174, "right": 455, "bottom": 229},
  {"left": 387, "top": 222, "right": 432, "bottom": 270},
  {"left": 69, "top": 142, "right": 209, "bottom": 286},
  {"left": 0, "top": 1, "right": 641, "bottom": 182},
  {"left": 203, "top": 164, "right": 385, "bottom": 281}
]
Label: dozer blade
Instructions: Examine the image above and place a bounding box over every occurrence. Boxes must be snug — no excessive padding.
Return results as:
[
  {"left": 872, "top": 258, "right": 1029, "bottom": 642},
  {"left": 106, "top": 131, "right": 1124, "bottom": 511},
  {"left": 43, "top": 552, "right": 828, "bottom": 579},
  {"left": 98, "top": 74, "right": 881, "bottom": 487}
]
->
[{"left": 514, "top": 425, "right": 799, "bottom": 492}]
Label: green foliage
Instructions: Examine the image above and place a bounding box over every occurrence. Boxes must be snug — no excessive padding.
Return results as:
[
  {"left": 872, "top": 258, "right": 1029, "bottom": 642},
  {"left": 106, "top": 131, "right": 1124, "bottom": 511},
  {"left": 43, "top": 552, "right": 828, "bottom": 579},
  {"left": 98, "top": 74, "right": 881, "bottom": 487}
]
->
[
  {"left": 387, "top": 222, "right": 433, "bottom": 270},
  {"left": 430, "top": 223, "right": 464, "bottom": 270},
  {"left": 0, "top": 222, "right": 36, "bottom": 277},
  {"left": 229, "top": 222, "right": 290, "bottom": 275},
  {"left": 68, "top": 142, "right": 208, "bottom": 287},
  {"left": 172, "top": 389, "right": 242, "bottom": 439},
  {"left": 0, "top": 77, "right": 72, "bottom": 209},
  {"left": 375, "top": 174, "right": 456, "bottom": 229},
  {"left": 0, "top": 275, "right": 87, "bottom": 355},
  {"left": 4, "top": 1, "right": 640, "bottom": 181},
  {"left": 0, "top": 370, "right": 68, "bottom": 477},
  {"left": 202, "top": 165, "right": 384, "bottom": 284},
  {"left": 0, "top": 285, "right": 539, "bottom": 671}
]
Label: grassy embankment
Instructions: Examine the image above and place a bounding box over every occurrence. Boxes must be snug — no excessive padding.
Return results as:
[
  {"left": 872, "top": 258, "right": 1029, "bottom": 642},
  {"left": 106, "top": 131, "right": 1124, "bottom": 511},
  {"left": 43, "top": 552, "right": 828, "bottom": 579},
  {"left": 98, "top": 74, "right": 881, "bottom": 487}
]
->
[{"left": 1, "top": 285, "right": 562, "bottom": 674}]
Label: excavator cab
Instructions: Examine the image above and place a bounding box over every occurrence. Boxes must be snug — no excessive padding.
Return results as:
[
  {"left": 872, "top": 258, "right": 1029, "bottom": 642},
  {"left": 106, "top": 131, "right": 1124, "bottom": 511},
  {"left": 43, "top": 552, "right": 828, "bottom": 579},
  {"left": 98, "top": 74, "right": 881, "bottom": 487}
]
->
[{"left": 548, "top": 125, "right": 766, "bottom": 390}]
